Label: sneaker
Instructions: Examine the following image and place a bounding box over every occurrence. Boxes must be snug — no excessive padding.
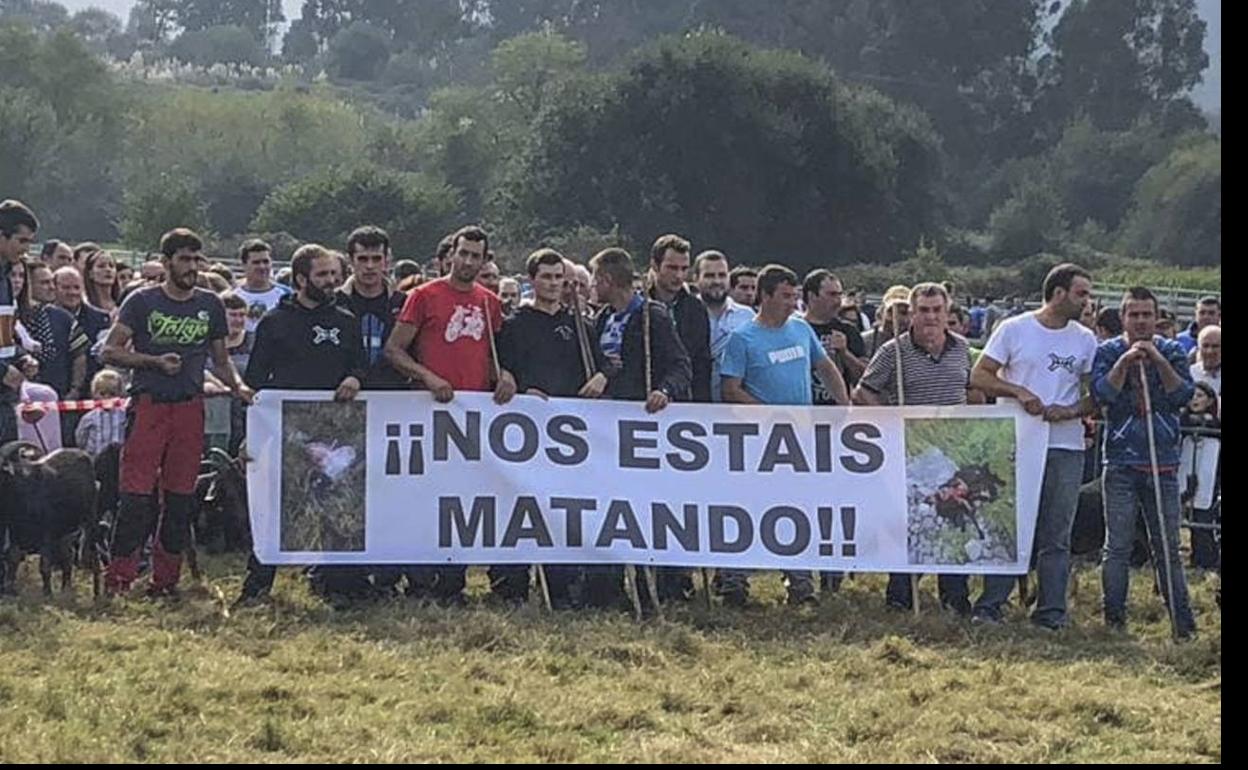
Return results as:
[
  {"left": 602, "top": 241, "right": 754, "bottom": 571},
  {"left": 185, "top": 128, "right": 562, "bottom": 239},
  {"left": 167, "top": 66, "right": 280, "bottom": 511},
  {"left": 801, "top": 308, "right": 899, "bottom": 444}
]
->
[
  {"left": 971, "top": 611, "right": 1003, "bottom": 626},
  {"left": 787, "top": 591, "right": 819, "bottom": 607},
  {"left": 145, "top": 584, "right": 180, "bottom": 601}
]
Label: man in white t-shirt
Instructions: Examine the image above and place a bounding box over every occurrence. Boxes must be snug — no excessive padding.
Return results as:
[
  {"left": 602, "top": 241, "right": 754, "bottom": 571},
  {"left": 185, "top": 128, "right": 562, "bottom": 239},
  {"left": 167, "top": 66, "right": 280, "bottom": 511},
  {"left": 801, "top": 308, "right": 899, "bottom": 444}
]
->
[
  {"left": 234, "top": 239, "right": 291, "bottom": 333},
  {"left": 969, "top": 264, "right": 1099, "bottom": 630}
]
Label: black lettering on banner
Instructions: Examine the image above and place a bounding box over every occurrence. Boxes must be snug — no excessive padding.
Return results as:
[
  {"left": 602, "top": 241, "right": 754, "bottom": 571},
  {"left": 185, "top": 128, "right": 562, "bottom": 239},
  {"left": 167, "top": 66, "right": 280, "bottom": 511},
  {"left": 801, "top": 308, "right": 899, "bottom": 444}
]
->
[
  {"left": 758, "top": 424, "right": 811, "bottom": 473},
  {"left": 439, "top": 496, "right": 495, "bottom": 547},
  {"left": 434, "top": 411, "right": 481, "bottom": 461},
  {"left": 666, "top": 421, "right": 710, "bottom": 471},
  {"left": 550, "top": 497, "right": 596, "bottom": 547},
  {"left": 546, "top": 415, "right": 589, "bottom": 465},
  {"left": 760, "top": 505, "right": 810, "bottom": 556},
  {"left": 651, "top": 502, "right": 699, "bottom": 551},
  {"left": 815, "top": 424, "right": 833, "bottom": 472},
  {"left": 712, "top": 423, "right": 759, "bottom": 471},
  {"left": 709, "top": 505, "right": 752, "bottom": 553},
  {"left": 595, "top": 499, "right": 648, "bottom": 548},
  {"left": 619, "top": 420, "right": 660, "bottom": 469},
  {"left": 501, "top": 496, "right": 555, "bottom": 547},
  {"left": 841, "top": 423, "right": 884, "bottom": 473},
  {"left": 489, "top": 413, "right": 540, "bottom": 462}
]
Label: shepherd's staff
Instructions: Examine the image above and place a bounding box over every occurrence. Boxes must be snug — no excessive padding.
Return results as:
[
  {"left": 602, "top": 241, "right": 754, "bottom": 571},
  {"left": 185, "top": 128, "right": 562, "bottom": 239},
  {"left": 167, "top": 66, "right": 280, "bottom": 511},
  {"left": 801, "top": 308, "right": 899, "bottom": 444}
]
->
[
  {"left": 484, "top": 298, "right": 553, "bottom": 613},
  {"left": 571, "top": 286, "right": 643, "bottom": 622},
  {"left": 640, "top": 298, "right": 664, "bottom": 620},
  {"left": 891, "top": 302, "right": 920, "bottom": 618},
  {"left": 1139, "top": 360, "right": 1182, "bottom": 642}
]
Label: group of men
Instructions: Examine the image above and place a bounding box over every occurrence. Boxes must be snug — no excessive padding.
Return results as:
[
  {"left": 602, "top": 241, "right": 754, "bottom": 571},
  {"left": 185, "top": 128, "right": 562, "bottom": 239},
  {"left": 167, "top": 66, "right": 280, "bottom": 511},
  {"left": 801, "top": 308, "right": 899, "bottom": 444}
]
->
[{"left": 0, "top": 198, "right": 1212, "bottom": 636}]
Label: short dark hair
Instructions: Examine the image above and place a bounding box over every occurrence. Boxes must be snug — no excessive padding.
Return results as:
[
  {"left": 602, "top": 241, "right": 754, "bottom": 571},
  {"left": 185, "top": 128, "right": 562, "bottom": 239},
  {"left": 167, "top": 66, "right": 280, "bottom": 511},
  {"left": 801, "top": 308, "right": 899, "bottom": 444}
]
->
[
  {"left": 650, "top": 234, "right": 692, "bottom": 267},
  {"left": 238, "top": 238, "right": 271, "bottom": 263},
  {"left": 694, "top": 250, "right": 727, "bottom": 276},
  {"left": 0, "top": 199, "right": 38, "bottom": 237},
  {"left": 346, "top": 225, "right": 390, "bottom": 258},
  {"left": 729, "top": 266, "right": 758, "bottom": 289},
  {"left": 801, "top": 269, "right": 841, "bottom": 303},
  {"left": 393, "top": 259, "right": 421, "bottom": 282},
  {"left": 73, "top": 242, "right": 101, "bottom": 263},
  {"left": 434, "top": 234, "right": 454, "bottom": 262},
  {"left": 219, "top": 290, "right": 247, "bottom": 310},
  {"left": 1095, "top": 307, "right": 1123, "bottom": 336},
  {"left": 757, "top": 264, "right": 798, "bottom": 298},
  {"left": 1042, "top": 263, "right": 1093, "bottom": 302},
  {"left": 589, "top": 247, "right": 634, "bottom": 289},
  {"left": 1197, "top": 295, "right": 1221, "bottom": 311},
  {"left": 526, "top": 248, "right": 565, "bottom": 279},
  {"left": 1120, "top": 286, "right": 1158, "bottom": 315},
  {"left": 39, "top": 239, "right": 66, "bottom": 260},
  {"left": 449, "top": 225, "right": 489, "bottom": 258},
  {"left": 290, "top": 244, "right": 333, "bottom": 286},
  {"left": 159, "top": 228, "right": 203, "bottom": 258}
]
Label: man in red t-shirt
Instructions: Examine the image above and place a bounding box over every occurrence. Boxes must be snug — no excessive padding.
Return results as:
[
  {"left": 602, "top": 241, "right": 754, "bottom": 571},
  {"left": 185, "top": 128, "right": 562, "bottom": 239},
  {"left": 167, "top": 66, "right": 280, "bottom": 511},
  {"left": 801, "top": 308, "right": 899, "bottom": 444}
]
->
[{"left": 385, "top": 225, "right": 517, "bottom": 606}]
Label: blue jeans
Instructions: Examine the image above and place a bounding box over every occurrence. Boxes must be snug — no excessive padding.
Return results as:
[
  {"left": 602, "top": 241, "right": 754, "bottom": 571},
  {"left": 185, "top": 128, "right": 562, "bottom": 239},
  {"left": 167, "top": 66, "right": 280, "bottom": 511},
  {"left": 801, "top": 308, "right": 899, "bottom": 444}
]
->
[
  {"left": 974, "top": 448, "right": 1083, "bottom": 627},
  {"left": 1101, "top": 466, "right": 1196, "bottom": 634}
]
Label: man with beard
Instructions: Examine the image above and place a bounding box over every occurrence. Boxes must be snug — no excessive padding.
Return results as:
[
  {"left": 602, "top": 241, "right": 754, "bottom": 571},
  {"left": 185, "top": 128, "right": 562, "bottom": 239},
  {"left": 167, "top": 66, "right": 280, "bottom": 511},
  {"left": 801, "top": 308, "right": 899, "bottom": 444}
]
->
[
  {"left": 497, "top": 249, "right": 608, "bottom": 607},
  {"left": 234, "top": 244, "right": 368, "bottom": 607},
  {"left": 101, "top": 229, "right": 252, "bottom": 598},
  {"left": 969, "top": 264, "right": 1099, "bottom": 629},
  {"left": 695, "top": 251, "right": 754, "bottom": 403},
  {"left": 802, "top": 269, "right": 866, "bottom": 396},
  {"left": 385, "top": 225, "right": 517, "bottom": 606}
]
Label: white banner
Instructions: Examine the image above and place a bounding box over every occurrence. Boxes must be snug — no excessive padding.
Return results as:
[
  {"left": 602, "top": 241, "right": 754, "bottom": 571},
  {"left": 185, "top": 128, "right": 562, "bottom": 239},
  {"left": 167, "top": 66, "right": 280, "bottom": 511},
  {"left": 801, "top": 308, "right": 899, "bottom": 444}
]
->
[{"left": 247, "top": 391, "right": 1049, "bottom": 574}]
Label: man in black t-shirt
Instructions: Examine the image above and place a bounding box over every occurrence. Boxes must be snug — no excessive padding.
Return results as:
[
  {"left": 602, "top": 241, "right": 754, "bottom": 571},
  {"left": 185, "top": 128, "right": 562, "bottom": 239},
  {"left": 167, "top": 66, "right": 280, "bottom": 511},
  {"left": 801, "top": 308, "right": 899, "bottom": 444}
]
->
[
  {"left": 802, "top": 270, "right": 866, "bottom": 401},
  {"left": 100, "top": 228, "right": 252, "bottom": 598}
]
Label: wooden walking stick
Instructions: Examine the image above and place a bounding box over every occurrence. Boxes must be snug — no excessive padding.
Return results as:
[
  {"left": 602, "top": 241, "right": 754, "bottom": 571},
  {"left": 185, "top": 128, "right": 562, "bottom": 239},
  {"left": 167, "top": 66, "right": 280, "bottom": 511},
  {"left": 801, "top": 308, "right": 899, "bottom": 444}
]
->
[
  {"left": 1139, "top": 361, "right": 1182, "bottom": 642},
  {"left": 891, "top": 303, "right": 921, "bottom": 618},
  {"left": 485, "top": 299, "right": 552, "bottom": 613},
  {"left": 641, "top": 299, "right": 664, "bottom": 620},
  {"left": 572, "top": 286, "right": 643, "bottom": 621}
]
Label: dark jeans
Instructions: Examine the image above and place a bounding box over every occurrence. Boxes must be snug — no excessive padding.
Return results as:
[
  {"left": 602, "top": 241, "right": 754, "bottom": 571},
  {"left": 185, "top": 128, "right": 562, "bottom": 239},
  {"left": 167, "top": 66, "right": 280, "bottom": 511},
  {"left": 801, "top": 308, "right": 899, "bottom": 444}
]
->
[
  {"left": 1101, "top": 466, "right": 1196, "bottom": 635},
  {"left": 1189, "top": 506, "right": 1220, "bottom": 569},
  {"left": 886, "top": 573, "right": 970, "bottom": 615},
  {"left": 975, "top": 448, "right": 1084, "bottom": 627}
]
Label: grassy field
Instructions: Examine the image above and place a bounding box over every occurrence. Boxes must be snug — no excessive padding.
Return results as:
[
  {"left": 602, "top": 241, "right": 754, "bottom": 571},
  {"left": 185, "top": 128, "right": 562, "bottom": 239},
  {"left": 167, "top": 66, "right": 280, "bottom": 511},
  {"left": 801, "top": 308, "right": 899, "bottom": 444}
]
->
[{"left": 0, "top": 557, "right": 1221, "bottom": 763}]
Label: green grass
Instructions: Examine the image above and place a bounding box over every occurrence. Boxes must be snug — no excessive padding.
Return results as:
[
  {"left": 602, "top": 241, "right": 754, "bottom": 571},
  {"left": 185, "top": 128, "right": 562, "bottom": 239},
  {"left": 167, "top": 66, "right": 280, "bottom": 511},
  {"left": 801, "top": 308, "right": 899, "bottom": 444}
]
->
[{"left": 0, "top": 557, "right": 1221, "bottom": 762}]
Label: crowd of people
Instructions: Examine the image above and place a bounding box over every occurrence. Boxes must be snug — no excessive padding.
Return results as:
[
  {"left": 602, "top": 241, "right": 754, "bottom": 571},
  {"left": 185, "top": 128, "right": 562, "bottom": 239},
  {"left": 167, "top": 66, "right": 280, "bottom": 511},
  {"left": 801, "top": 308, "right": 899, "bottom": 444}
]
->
[{"left": 0, "top": 198, "right": 1221, "bottom": 635}]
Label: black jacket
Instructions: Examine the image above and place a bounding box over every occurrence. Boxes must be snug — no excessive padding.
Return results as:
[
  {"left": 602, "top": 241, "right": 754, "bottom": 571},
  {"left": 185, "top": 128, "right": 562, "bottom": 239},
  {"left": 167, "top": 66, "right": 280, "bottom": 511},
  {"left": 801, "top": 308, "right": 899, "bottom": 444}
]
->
[
  {"left": 594, "top": 299, "right": 692, "bottom": 401},
  {"left": 650, "top": 285, "right": 712, "bottom": 402},
  {"left": 334, "top": 285, "right": 407, "bottom": 389},
  {"left": 499, "top": 304, "right": 606, "bottom": 397},
  {"left": 245, "top": 295, "right": 366, "bottom": 391}
]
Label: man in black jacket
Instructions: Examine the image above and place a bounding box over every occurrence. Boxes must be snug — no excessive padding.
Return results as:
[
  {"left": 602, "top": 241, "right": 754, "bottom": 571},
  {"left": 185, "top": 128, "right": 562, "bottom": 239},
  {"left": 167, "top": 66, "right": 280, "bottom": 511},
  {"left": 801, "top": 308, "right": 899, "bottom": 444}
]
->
[
  {"left": 498, "top": 248, "right": 608, "bottom": 607},
  {"left": 336, "top": 226, "right": 406, "bottom": 389},
  {"left": 645, "top": 233, "right": 709, "bottom": 600},
  {"left": 235, "top": 244, "right": 367, "bottom": 608},
  {"left": 589, "top": 247, "right": 692, "bottom": 610},
  {"left": 648, "top": 234, "right": 711, "bottom": 403}
]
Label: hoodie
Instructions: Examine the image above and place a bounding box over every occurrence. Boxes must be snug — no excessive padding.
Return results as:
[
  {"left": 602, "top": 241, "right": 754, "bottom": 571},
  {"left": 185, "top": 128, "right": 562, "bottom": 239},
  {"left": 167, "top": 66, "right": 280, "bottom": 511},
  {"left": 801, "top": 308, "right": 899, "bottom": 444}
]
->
[{"left": 245, "top": 294, "right": 366, "bottom": 391}]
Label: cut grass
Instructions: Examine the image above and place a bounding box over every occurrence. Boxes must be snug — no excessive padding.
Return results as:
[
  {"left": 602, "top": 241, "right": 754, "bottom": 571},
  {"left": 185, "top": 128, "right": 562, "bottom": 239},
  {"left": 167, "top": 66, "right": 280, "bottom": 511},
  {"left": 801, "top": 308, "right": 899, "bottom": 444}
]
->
[{"left": 0, "top": 557, "right": 1221, "bottom": 762}]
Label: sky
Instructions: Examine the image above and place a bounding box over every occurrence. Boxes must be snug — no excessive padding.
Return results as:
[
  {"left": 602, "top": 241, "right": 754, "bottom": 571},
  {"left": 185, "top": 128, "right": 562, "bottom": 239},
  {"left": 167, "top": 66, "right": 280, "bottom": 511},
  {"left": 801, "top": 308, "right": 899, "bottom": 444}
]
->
[{"left": 54, "top": 0, "right": 1221, "bottom": 112}]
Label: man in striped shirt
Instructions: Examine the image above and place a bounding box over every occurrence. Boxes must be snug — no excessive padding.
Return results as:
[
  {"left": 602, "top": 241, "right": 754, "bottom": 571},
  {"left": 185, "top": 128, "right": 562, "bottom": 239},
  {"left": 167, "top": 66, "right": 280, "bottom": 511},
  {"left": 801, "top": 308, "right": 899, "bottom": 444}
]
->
[{"left": 853, "top": 282, "right": 973, "bottom": 616}]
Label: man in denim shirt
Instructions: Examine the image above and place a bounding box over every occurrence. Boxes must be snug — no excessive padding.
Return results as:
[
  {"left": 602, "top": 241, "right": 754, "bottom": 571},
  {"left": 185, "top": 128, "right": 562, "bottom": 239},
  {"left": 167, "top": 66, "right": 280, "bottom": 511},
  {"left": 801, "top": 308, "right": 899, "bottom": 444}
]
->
[{"left": 1091, "top": 286, "right": 1197, "bottom": 638}]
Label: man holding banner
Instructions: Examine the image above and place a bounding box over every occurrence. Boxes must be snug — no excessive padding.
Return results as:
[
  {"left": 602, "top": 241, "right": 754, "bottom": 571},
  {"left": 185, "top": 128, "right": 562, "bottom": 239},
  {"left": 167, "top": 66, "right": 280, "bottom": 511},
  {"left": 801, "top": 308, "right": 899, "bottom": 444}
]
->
[
  {"left": 587, "top": 246, "right": 691, "bottom": 610},
  {"left": 384, "top": 225, "right": 518, "bottom": 607},
  {"left": 498, "top": 248, "right": 608, "bottom": 607},
  {"left": 235, "top": 244, "right": 368, "bottom": 607},
  {"left": 854, "top": 282, "right": 974, "bottom": 616},
  {"left": 719, "top": 264, "right": 848, "bottom": 606},
  {"left": 969, "top": 264, "right": 1098, "bottom": 630}
]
